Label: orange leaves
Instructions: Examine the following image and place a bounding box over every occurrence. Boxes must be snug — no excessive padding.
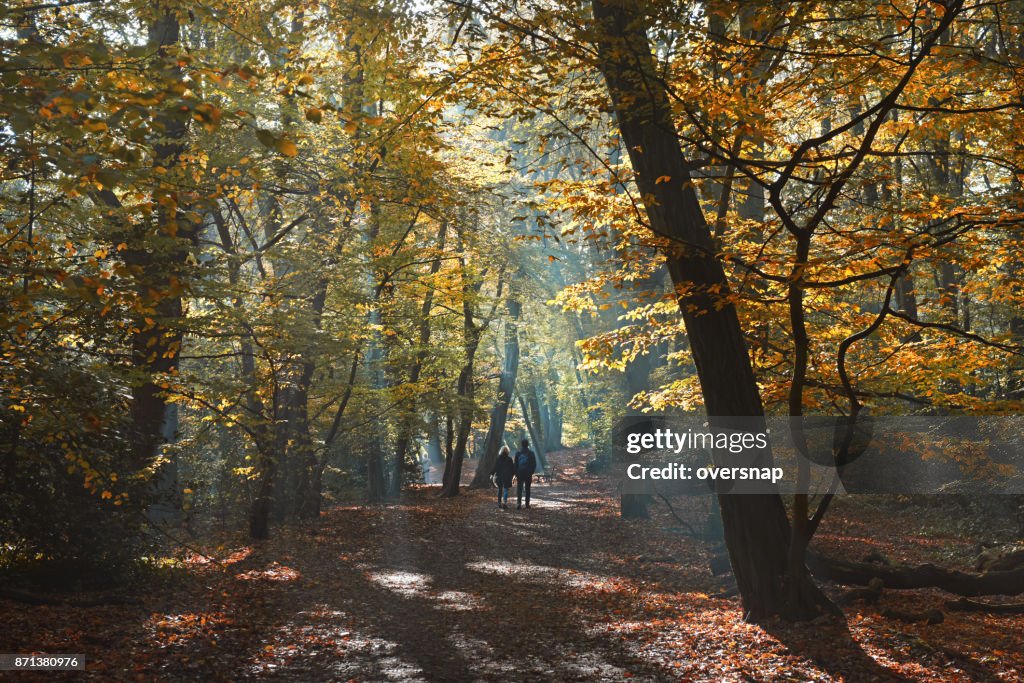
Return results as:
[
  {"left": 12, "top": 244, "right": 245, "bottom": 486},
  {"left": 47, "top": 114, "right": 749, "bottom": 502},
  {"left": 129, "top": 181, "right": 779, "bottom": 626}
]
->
[
  {"left": 277, "top": 139, "right": 298, "bottom": 157},
  {"left": 255, "top": 128, "right": 299, "bottom": 157},
  {"left": 235, "top": 562, "right": 301, "bottom": 583}
]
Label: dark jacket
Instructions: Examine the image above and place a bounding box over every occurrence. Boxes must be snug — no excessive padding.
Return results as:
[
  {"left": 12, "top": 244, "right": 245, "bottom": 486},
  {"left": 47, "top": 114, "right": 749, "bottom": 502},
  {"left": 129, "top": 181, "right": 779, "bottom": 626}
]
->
[
  {"left": 514, "top": 448, "right": 537, "bottom": 478},
  {"left": 492, "top": 452, "right": 515, "bottom": 487}
]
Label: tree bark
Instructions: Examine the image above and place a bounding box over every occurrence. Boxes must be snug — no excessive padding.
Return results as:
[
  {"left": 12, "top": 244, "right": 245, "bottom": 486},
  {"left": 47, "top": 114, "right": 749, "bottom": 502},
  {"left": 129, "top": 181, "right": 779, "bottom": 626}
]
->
[
  {"left": 440, "top": 228, "right": 487, "bottom": 497},
  {"left": 125, "top": 10, "right": 195, "bottom": 483},
  {"left": 590, "top": 0, "right": 837, "bottom": 621},
  {"left": 471, "top": 295, "right": 521, "bottom": 488},
  {"left": 808, "top": 552, "right": 1024, "bottom": 596},
  {"left": 517, "top": 393, "right": 548, "bottom": 474},
  {"left": 389, "top": 222, "right": 447, "bottom": 497}
]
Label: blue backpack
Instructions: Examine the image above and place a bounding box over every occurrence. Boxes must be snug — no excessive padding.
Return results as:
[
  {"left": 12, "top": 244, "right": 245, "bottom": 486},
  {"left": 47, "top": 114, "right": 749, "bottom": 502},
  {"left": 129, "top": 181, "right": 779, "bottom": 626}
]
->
[{"left": 515, "top": 449, "right": 537, "bottom": 477}]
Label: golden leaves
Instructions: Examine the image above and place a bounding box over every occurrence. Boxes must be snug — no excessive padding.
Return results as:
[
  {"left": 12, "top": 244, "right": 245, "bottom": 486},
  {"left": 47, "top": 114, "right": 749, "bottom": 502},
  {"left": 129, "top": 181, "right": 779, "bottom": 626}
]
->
[
  {"left": 277, "top": 139, "right": 298, "bottom": 157},
  {"left": 255, "top": 128, "right": 299, "bottom": 157}
]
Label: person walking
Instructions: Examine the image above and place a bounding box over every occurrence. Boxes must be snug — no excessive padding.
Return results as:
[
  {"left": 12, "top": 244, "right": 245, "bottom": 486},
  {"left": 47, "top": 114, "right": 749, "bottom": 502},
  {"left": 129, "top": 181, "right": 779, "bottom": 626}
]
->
[
  {"left": 514, "top": 438, "right": 537, "bottom": 509},
  {"left": 492, "top": 445, "right": 515, "bottom": 509}
]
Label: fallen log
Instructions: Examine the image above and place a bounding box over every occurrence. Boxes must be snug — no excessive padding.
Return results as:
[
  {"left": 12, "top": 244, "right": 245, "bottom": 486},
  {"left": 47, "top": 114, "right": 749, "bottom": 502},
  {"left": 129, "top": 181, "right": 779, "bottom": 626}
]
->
[
  {"left": 881, "top": 607, "right": 944, "bottom": 625},
  {"left": 946, "top": 597, "right": 1024, "bottom": 614},
  {"left": 807, "top": 552, "right": 1024, "bottom": 596},
  {"left": 975, "top": 546, "right": 1024, "bottom": 573},
  {"left": 837, "top": 577, "right": 884, "bottom": 605}
]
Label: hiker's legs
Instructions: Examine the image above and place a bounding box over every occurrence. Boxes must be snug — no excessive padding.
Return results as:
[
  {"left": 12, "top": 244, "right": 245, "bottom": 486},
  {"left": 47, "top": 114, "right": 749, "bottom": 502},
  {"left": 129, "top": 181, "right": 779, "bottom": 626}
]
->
[
  {"left": 523, "top": 475, "right": 532, "bottom": 507},
  {"left": 516, "top": 478, "right": 524, "bottom": 507}
]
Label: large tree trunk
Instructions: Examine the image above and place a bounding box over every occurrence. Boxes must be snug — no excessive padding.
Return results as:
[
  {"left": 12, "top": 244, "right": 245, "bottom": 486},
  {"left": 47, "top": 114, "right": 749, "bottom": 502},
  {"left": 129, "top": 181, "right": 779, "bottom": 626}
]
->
[
  {"left": 126, "top": 11, "right": 195, "bottom": 489},
  {"left": 471, "top": 296, "right": 521, "bottom": 488},
  {"left": 590, "top": 0, "right": 837, "bottom": 621}
]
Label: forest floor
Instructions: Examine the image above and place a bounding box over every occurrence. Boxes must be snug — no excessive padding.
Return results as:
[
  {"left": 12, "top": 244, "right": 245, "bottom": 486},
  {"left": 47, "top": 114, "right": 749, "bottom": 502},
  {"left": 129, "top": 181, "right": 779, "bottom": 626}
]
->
[{"left": 1, "top": 448, "right": 1023, "bottom": 682}]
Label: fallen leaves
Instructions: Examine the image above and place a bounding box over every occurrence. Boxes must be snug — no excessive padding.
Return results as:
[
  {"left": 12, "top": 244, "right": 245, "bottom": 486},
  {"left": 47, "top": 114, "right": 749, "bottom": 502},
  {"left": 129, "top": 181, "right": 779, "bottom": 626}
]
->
[{"left": 1, "top": 449, "right": 1021, "bottom": 681}]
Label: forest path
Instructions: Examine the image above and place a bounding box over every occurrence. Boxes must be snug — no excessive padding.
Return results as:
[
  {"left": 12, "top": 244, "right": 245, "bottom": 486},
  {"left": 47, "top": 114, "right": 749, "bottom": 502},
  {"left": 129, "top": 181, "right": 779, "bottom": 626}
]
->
[
  {"left": 3, "top": 448, "right": 1023, "bottom": 681},
  {"left": 225, "top": 447, "right": 717, "bottom": 681}
]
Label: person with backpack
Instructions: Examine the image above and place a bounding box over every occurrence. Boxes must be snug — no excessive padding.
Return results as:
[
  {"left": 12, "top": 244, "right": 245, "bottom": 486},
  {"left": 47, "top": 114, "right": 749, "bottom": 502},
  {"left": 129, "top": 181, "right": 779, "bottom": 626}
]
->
[
  {"left": 491, "top": 444, "right": 515, "bottom": 509},
  {"left": 513, "top": 438, "right": 537, "bottom": 509}
]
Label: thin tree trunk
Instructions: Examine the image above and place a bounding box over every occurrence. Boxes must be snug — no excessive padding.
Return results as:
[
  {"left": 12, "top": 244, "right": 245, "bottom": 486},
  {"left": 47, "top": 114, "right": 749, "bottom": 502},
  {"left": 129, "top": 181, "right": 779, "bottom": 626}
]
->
[
  {"left": 471, "top": 296, "right": 521, "bottom": 488},
  {"left": 388, "top": 222, "right": 447, "bottom": 497},
  {"left": 440, "top": 228, "right": 504, "bottom": 496},
  {"left": 517, "top": 393, "right": 548, "bottom": 474}
]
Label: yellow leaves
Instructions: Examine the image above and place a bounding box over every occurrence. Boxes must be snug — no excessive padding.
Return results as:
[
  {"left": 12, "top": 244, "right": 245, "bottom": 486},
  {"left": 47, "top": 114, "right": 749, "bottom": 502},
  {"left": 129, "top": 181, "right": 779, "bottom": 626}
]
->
[
  {"left": 255, "top": 128, "right": 298, "bottom": 157},
  {"left": 277, "top": 138, "right": 298, "bottom": 157},
  {"left": 82, "top": 119, "right": 108, "bottom": 133},
  {"left": 190, "top": 103, "right": 222, "bottom": 133},
  {"left": 61, "top": 50, "right": 93, "bottom": 68}
]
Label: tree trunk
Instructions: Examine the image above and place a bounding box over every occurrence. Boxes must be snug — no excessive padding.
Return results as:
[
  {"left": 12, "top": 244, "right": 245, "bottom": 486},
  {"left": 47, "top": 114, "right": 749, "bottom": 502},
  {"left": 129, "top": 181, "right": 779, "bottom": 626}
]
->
[
  {"left": 249, "top": 382, "right": 280, "bottom": 540},
  {"left": 125, "top": 11, "right": 195, "bottom": 493},
  {"left": 527, "top": 387, "right": 545, "bottom": 459},
  {"left": 440, "top": 230, "right": 485, "bottom": 497},
  {"left": 389, "top": 222, "right": 447, "bottom": 497},
  {"left": 471, "top": 296, "right": 521, "bottom": 488},
  {"left": 441, "top": 363, "right": 475, "bottom": 497},
  {"left": 212, "top": 210, "right": 276, "bottom": 540},
  {"left": 426, "top": 409, "right": 444, "bottom": 466},
  {"left": 591, "top": 0, "right": 837, "bottom": 621},
  {"left": 517, "top": 393, "right": 548, "bottom": 474}
]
